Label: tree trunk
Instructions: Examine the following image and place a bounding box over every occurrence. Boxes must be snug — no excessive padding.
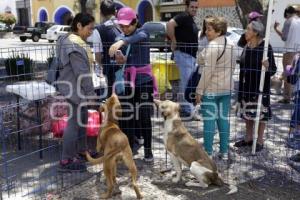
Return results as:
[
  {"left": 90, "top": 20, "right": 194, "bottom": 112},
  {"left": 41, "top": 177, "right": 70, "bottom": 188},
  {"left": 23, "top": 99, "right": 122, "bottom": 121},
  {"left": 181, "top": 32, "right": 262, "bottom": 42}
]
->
[
  {"left": 80, "top": 0, "right": 87, "bottom": 13},
  {"left": 235, "top": 0, "right": 264, "bottom": 28}
]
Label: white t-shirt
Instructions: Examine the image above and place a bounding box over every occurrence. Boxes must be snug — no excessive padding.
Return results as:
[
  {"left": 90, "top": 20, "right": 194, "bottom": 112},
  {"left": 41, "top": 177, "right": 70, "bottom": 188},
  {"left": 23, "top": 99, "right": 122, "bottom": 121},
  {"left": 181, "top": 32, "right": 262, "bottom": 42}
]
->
[
  {"left": 285, "top": 16, "right": 300, "bottom": 52},
  {"left": 91, "top": 29, "right": 103, "bottom": 53}
]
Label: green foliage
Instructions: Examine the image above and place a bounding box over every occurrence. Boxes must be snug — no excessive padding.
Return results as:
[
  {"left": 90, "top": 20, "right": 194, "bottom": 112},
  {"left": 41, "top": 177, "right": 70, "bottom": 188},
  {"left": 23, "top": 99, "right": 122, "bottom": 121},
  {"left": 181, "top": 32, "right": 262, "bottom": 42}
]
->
[
  {"left": 5, "top": 53, "right": 33, "bottom": 81},
  {"left": 0, "top": 13, "right": 16, "bottom": 27}
]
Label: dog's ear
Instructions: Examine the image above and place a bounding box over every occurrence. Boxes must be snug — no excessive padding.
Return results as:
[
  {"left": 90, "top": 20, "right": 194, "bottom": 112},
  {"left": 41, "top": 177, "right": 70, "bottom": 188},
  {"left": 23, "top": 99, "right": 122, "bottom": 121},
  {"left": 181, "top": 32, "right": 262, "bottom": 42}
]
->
[
  {"left": 154, "top": 99, "right": 161, "bottom": 106},
  {"left": 99, "top": 104, "right": 105, "bottom": 113}
]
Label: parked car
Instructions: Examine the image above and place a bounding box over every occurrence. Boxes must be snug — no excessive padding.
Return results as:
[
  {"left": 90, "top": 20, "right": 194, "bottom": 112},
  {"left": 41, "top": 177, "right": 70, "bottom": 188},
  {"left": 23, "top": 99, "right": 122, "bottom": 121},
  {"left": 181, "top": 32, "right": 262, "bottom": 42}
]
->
[
  {"left": 226, "top": 27, "right": 244, "bottom": 46},
  {"left": 226, "top": 27, "right": 245, "bottom": 58},
  {"left": 46, "top": 25, "right": 71, "bottom": 43},
  {"left": 12, "top": 24, "right": 27, "bottom": 35},
  {"left": 142, "top": 21, "right": 171, "bottom": 52},
  {"left": 0, "top": 22, "right": 9, "bottom": 31},
  {"left": 19, "top": 22, "right": 55, "bottom": 42}
]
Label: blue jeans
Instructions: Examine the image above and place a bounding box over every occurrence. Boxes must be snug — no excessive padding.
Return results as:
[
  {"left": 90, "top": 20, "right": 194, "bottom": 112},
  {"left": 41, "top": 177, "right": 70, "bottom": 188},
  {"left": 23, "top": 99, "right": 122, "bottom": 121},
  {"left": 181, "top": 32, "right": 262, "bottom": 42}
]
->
[
  {"left": 174, "top": 50, "right": 197, "bottom": 114},
  {"left": 201, "top": 95, "right": 231, "bottom": 155},
  {"left": 291, "top": 91, "right": 300, "bottom": 128}
]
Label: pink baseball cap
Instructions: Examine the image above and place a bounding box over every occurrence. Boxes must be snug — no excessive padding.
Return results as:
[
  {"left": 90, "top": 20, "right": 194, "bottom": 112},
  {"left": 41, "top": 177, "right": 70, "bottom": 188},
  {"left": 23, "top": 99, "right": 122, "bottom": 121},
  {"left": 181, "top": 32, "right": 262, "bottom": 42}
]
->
[
  {"left": 116, "top": 7, "right": 137, "bottom": 25},
  {"left": 248, "top": 11, "right": 263, "bottom": 20}
]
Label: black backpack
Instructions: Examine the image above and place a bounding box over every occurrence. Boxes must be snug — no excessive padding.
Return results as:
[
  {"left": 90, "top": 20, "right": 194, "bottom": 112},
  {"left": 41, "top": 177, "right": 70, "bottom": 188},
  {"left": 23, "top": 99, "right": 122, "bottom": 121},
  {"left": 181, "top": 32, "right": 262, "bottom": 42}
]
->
[{"left": 95, "top": 21, "right": 121, "bottom": 65}]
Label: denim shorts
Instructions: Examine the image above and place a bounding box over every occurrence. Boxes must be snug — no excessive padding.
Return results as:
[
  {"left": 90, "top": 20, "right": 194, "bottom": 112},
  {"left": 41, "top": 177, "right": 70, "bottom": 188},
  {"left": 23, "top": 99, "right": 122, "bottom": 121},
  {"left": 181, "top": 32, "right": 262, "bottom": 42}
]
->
[{"left": 291, "top": 92, "right": 300, "bottom": 128}]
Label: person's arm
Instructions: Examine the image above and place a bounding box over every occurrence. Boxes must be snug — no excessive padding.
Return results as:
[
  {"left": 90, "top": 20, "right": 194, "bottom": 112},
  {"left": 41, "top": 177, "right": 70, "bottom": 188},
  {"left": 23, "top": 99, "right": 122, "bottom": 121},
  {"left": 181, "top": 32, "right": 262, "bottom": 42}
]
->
[
  {"left": 196, "top": 42, "right": 218, "bottom": 95},
  {"left": 69, "top": 52, "right": 95, "bottom": 96},
  {"left": 267, "top": 44, "right": 277, "bottom": 76},
  {"left": 274, "top": 20, "right": 291, "bottom": 41},
  {"left": 166, "top": 19, "right": 178, "bottom": 51},
  {"left": 122, "top": 29, "right": 148, "bottom": 44},
  {"left": 274, "top": 21, "right": 282, "bottom": 37},
  {"left": 109, "top": 30, "right": 148, "bottom": 57}
]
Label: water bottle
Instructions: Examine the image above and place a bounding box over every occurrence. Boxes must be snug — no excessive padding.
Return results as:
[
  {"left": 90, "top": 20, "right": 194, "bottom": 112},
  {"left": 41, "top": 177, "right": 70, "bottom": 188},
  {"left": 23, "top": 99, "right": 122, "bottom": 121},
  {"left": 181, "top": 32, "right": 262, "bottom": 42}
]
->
[{"left": 94, "top": 62, "right": 101, "bottom": 77}]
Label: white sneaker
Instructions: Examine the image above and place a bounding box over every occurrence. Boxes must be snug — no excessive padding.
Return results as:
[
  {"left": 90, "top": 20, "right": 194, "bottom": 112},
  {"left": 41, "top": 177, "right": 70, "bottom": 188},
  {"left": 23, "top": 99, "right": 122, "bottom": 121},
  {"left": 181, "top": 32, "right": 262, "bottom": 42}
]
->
[
  {"left": 138, "top": 138, "right": 144, "bottom": 145},
  {"left": 192, "top": 113, "right": 202, "bottom": 121},
  {"left": 218, "top": 153, "right": 229, "bottom": 161}
]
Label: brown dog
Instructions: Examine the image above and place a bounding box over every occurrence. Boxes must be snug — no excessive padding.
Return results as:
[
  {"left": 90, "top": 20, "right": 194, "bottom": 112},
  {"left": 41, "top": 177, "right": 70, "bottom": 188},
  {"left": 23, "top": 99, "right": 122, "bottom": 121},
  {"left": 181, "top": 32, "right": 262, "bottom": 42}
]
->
[
  {"left": 86, "top": 94, "right": 143, "bottom": 199},
  {"left": 154, "top": 99, "right": 237, "bottom": 194}
]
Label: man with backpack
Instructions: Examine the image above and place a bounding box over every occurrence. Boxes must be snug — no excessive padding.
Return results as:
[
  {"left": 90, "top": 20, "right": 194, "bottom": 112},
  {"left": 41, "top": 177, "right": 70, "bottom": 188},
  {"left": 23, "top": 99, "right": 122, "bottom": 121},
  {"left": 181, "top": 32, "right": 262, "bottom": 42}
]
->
[{"left": 92, "top": 0, "right": 121, "bottom": 98}]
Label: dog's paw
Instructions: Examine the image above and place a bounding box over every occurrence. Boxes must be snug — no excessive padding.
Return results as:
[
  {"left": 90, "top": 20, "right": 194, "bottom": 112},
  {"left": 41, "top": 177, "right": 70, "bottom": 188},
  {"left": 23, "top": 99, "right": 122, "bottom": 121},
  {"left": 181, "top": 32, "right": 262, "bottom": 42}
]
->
[
  {"left": 112, "top": 186, "right": 122, "bottom": 196},
  {"left": 198, "top": 182, "right": 208, "bottom": 188},
  {"left": 172, "top": 177, "right": 181, "bottom": 183},
  {"left": 185, "top": 181, "right": 199, "bottom": 187},
  {"left": 137, "top": 194, "right": 143, "bottom": 199},
  {"left": 100, "top": 192, "right": 112, "bottom": 199}
]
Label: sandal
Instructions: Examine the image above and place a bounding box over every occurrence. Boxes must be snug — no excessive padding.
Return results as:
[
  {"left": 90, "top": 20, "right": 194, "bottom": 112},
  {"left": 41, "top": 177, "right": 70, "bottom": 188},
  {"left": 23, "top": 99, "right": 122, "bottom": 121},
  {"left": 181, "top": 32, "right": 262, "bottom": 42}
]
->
[{"left": 234, "top": 139, "right": 253, "bottom": 147}]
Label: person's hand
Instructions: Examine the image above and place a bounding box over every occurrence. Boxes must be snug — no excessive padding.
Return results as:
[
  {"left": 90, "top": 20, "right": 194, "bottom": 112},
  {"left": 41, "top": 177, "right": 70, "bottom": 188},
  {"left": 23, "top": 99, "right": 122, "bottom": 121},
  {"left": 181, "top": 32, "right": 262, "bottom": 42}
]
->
[
  {"left": 274, "top": 21, "right": 280, "bottom": 30},
  {"left": 109, "top": 40, "right": 125, "bottom": 57},
  {"left": 195, "top": 94, "right": 202, "bottom": 105},
  {"left": 115, "top": 53, "right": 126, "bottom": 64},
  {"left": 262, "top": 58, "right": 269, "bottom": 69},
  {"left": 171, "top": 40, "right": 177, "bottom": 52}
]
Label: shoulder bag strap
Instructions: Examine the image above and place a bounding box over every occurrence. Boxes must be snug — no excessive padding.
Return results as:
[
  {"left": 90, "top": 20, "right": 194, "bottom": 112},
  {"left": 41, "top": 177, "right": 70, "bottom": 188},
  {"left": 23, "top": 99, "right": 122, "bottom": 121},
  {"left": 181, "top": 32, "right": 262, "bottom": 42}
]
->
[
  {"left": 217, "top": 37, "right": 227, "bottom": 62},
  {"left": 120, "top": 44, "right": 131, "bottom": 71}
]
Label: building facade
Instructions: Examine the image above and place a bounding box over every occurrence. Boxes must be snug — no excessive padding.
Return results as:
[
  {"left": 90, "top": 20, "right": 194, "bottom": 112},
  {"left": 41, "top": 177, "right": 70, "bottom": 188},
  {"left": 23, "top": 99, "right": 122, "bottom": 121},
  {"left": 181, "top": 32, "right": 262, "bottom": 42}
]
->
[
  {"left": 30, "top": 0, "right": 158, "bottom": 25},
  {"left": 15, "top": 0, "right": 31, "bottom": 26},
  {"left": 159, "top": 0, "right": 241, "bottom": 28}
]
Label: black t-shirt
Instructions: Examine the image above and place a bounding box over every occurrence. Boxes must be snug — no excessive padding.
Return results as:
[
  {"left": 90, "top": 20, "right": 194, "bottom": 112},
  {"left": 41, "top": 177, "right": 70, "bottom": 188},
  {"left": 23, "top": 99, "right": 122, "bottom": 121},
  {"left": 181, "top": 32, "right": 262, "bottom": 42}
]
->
[{"left": 174, "top": 12, "right": 198, "bottom": 57}]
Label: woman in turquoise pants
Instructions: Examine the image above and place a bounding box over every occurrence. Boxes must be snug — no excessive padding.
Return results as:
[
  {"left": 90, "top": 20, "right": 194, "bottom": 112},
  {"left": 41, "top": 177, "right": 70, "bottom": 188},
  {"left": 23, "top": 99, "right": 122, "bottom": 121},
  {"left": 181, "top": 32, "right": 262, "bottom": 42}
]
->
[
  {"left": 201, "top": 95, "right": 231, "bottom": 156},
  {"left": 195, "top": 16, "right": 236, "bottom": 159}
]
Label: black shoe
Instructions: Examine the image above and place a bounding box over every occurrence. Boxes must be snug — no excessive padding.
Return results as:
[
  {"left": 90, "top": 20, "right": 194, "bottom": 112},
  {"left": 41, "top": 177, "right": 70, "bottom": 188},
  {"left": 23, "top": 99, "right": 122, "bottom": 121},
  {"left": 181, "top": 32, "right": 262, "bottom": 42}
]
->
[
  {"left": 290, "top": 153, "right": 300, "bottom": 162},
  {"left": 58, "top": 158, "right": 87, "bottom": 173},
  {"left": 131, "top": 142, "right": 141, "bottom": 156},
  {"left": 234, "top": 139, "right": 253, "bottom": 147},
  {"left": 144, "top": 150, "right": 154, "bottom": 163},
  {"left": 255, "top": 143, "right": 264, "bottom": 152},
  {"left": 180, "top": 111, "right": 191, "bottom": 118},
  {"left": 277, "top": 98, "right": 290, "bottom": 104}
]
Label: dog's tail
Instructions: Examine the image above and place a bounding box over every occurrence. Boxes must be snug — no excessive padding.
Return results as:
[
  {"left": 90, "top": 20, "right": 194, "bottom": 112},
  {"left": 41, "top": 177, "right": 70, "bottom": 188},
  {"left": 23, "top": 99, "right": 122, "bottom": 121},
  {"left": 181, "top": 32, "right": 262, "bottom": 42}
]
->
[
  {"left": 86, "top": 147, "right": 122, "bottom": 165},
  {"left": 205, "top": 171, "right": 238, "bottom": 195},
  {"left": 85, "top": 152, "right": 105, "bottom": 165}
]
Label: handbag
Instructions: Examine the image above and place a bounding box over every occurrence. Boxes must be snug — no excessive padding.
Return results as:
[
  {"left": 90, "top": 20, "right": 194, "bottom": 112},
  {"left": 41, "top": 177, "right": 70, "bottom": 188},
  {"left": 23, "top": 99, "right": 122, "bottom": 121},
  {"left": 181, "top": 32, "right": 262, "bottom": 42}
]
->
[
  {"left": 185, "top": 38, "right": 227, "bottom": 103},
  {"left": 114, "top": 45, "right": 131, "bottom": 95},
  {"left": 51, "top": 110, "right": 102, "bottom": 138},
  {"left": 46, "top": 44, "right": 62, "bottom": 84}
]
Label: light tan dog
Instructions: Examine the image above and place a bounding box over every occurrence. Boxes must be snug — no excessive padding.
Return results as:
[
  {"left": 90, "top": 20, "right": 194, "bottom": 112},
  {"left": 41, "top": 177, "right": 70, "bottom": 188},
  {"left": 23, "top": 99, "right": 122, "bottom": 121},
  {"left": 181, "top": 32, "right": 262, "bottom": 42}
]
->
[
  {"left": 86, "top": 94, "right": 143, "bottom": 199},
  {"left": 154, "top": 99, "right": 237, "bottom": 194}
]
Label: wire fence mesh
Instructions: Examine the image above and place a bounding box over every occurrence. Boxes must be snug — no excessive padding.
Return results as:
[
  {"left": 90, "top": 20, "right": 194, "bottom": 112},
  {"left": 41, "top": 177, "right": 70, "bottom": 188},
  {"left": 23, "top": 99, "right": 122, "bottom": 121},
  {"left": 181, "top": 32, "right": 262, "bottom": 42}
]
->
[{"left": 0, "top": 42, "right": 300, "bottom": 199}]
